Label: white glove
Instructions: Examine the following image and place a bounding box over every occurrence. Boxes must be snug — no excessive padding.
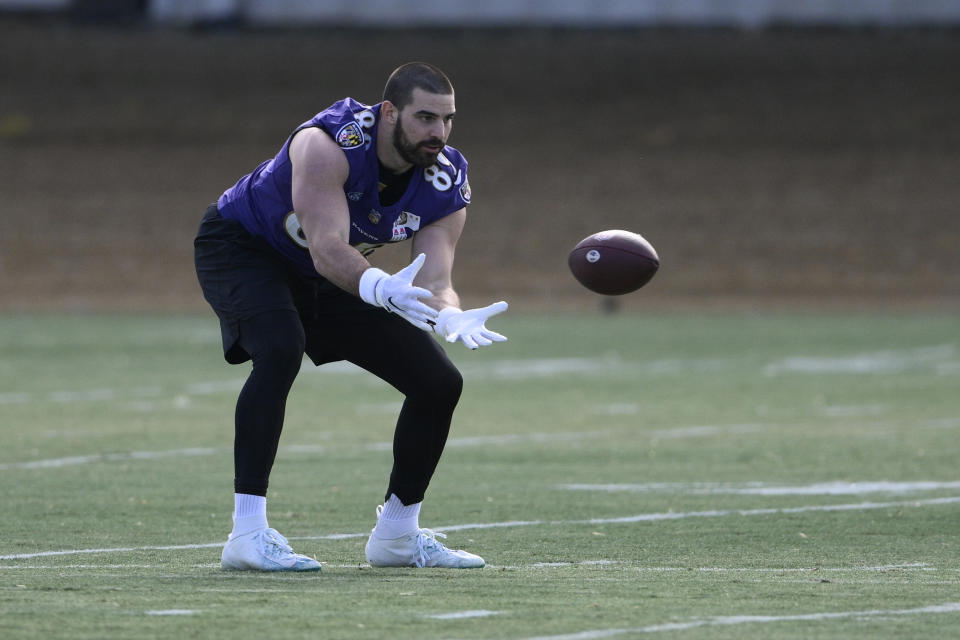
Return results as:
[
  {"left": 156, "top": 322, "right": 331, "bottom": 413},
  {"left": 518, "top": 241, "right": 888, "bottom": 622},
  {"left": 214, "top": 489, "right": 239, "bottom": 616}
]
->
[
  {"left": 433, "top": 301, "right": 509, "bottom": 349},
  {"left": 359, "top": 253, "right": 439, "bottom": 331}
]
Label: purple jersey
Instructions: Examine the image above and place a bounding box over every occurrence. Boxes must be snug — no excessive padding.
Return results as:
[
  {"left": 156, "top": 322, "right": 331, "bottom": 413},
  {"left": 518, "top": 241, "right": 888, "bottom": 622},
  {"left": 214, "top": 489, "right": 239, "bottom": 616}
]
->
[{"left": 217, "top": 98, "right": 472, "bottom": 278}]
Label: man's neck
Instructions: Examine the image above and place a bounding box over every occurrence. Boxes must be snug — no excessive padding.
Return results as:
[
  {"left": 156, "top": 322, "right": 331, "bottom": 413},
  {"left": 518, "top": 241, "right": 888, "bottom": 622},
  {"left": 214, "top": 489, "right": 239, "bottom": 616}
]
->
[{"left": 375, "top": 126, "right": 412, "bottom": 175}]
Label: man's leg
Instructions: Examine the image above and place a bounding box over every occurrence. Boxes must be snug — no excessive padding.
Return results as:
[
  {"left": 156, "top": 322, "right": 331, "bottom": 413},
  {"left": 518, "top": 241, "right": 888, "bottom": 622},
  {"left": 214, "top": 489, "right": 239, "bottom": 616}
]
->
[
  {"left": 194, "top": 208, "right": 320, "bottom": 571},
  {"left": 306, "top": 307, "right": 482, "bottom": 568},
  {"left": 311, "top": 307, "right": 463, "bottom": 504},
  {"left": 220, "top": 310, "right": 321, "bottom": 571},
  {"left": 231, "top": 310, "right": 305, "bottom": 499}
]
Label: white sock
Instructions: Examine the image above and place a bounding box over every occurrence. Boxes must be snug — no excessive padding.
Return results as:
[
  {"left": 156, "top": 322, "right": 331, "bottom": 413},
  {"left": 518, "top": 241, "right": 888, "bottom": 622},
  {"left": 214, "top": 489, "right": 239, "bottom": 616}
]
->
[
  {"left": 372, "top": 494, "right": 421, "bottom": 539},
  {"left": 231, "top": 493, "right": 268, "bottom": 537}
]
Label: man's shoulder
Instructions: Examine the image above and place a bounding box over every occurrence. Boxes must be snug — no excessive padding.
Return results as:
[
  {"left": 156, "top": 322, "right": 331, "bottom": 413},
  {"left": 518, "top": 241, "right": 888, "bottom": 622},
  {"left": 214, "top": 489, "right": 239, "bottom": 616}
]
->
[
  {"left": 303, "top": 98, "right": 379, "bottom": 153},
  {"left": 322, "top": 96, "right": 374, "bottom": 114},
  {"left": 311, "top": 98, "right": 378, "bottom": 128},
  {"left": 289, "top": 126, "right": 349, "bottom": 174}
]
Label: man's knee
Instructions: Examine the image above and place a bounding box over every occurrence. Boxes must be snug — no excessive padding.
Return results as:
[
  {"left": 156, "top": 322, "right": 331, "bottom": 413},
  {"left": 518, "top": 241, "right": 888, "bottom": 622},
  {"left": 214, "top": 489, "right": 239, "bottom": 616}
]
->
[
  {"left": 240, "top": 311, "right": 306, "bottom": 377},
  {"left": 423, "top": 360, "right": 463, "bottom": 408},
  {"left": 442, "top": 366, "right": 464, "bottom": 404}
]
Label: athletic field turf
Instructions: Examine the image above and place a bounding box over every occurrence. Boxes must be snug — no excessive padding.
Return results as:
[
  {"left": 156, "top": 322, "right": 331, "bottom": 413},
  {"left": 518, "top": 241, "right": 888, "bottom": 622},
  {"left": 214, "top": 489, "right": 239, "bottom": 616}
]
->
[{"left": 1, "top": 311, "right": 958, "bottom": 639}]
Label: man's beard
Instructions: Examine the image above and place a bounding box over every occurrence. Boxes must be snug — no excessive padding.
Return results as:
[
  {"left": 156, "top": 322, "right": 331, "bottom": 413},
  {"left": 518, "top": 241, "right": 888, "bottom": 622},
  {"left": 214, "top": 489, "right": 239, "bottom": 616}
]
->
[{"left": 392, "top": 121, "right": 443, "bottom": 169}]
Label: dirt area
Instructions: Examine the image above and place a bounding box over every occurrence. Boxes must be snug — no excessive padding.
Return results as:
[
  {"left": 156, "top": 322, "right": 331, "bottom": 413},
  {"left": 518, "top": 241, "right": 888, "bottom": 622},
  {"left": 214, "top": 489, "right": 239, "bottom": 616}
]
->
[{"left": 2, "top": 21, "right": 958, "bottom": 311}]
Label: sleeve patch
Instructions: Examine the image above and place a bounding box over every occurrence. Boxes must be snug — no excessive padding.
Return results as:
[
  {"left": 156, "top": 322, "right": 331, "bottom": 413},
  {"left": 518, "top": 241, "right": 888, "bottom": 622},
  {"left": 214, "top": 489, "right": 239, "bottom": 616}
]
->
[{"left": 335, "top": 122, "right": 364, "bottom": 149}]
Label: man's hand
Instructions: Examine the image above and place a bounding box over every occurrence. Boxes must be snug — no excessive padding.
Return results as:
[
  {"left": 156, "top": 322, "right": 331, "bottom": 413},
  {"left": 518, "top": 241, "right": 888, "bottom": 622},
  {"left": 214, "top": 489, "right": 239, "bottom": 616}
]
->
[
  {"left": 434, "top": 301, "right": 509, "bottom": 349},
  {"left": 359, "top": 254, "right": 439, "bottom": 331}
]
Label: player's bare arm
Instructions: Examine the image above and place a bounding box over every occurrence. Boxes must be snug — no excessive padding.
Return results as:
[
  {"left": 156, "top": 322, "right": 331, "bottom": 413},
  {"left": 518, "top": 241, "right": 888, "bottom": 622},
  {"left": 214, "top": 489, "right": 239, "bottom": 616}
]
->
[
  {"left": 289, "top": 126, "right": 371, "bottom": 294},
  {"left": 412, "top": 208, "right": 507, "bottom": 349},
  {"left": 411, "top": 208, "right": 466, "bottom": 311},
  {"left": 290, "top": 126, "right": 438, "bottom": 330}
]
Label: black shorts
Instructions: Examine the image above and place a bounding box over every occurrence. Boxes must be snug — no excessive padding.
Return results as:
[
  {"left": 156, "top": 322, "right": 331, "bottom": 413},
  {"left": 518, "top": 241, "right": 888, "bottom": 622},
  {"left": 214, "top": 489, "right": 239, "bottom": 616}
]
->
[{"left": 193, "top": 204, "right": 414, "bottom": 365}]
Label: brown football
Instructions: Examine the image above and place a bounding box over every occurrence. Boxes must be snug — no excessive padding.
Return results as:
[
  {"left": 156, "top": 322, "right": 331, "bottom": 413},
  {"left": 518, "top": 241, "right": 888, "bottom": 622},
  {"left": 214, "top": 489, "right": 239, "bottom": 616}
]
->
[{"left": 568, "top": 230, "right": 660, "bottom": 295}]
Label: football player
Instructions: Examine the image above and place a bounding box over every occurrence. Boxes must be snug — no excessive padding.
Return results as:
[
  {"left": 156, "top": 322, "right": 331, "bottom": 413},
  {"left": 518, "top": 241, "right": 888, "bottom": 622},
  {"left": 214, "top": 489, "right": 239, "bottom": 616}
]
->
[{"left": 194, "top": 62, "right": 507, "bottom": 571}]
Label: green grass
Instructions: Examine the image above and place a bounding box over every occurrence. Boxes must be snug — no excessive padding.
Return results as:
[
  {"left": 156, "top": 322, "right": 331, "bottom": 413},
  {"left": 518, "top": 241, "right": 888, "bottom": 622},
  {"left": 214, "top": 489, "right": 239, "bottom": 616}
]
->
[{"left": 1, "top": 310, "right": 959, "bottom": 639}]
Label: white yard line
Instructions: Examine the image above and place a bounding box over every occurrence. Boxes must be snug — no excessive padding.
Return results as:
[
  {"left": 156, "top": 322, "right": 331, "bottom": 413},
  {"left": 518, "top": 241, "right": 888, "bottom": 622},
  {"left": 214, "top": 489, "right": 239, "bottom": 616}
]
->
[
  {"left": 445, "top": 432, "right": 607, "bottom": 448},
  {"left": 0, "top": 542, "right": 226, "bottom": 560},
  {"left": 502, "top": 561, "right": 933, "bottom": 572},
  {"left": 569, "top": 496, "right": 960, "bottom": 525},
  {"left": 426, "top": 610, "right": 502, "bottom": 620},
  {"left": 0, "top": 355, "right": 741, "bottom": 408},
  {"left": 635, "top": 563, "right": 933, "bottom": 573},
  {"left": 3, "top": 345, "right": 956, "bottom": 407},
  {"left": 529, "top": 560, "right": 621, "bottom": 568},
  {"left": 3, "top": 496, "right": 958, "bottom": 561},
  {"left": 145, "top": 610, "right": 197, "bottom": 616},
  {"left": 1, "top": 564, "right": 161, "bottom": 569},
  {"left": 516, "top": 602, "right": 960, "bottom": 639},
  {"left": 560, "top": 480, "right": 960, "bottom": 496},
  {"left": 763, "top": 344, "right": 957, "bottom": 377},
  {"left": 0, "top": 431, "right": 606, "bottom": 471},
  {"left": 817, "top": 404, "right": 887, "bottom": 417},
  {"left": 648, "top": 424, "right": 763, "bottom": 439},
  {"left": 0, "top": 447, "right": 221, "bottom": 470},
  {"left": 922, "top": 418, "right": 960, "bottom": 429},
  {"left": 3, "top": 561, "right": 943, "bottom": 574}
]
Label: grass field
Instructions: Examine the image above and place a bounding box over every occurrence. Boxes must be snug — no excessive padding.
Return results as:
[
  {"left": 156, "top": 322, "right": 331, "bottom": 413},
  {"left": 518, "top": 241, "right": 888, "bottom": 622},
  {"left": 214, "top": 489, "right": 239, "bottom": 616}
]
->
[{"left": 1, "top": 310, "right": 958, "bottom": 639}]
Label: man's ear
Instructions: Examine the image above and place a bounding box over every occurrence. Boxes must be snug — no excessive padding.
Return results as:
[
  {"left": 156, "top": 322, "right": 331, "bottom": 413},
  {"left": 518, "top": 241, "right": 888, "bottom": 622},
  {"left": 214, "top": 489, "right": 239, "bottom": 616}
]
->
[{"left": 381, "top": 100, "right": 398, "bottom": 125}]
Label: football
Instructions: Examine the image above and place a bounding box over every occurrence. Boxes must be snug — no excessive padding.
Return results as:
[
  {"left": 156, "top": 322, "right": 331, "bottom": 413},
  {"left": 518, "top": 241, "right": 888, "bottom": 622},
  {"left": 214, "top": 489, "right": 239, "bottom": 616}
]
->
[{"left": 568, "top": 230, "right": 660, "bottom": 295}]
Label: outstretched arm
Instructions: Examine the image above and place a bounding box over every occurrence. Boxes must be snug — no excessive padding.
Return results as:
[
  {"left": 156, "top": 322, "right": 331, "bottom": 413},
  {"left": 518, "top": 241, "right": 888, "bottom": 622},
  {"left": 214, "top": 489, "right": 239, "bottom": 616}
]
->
[
  {"left": 412, "top": 209, "right": 508, "bottom": 349},
  {"left": 290, "top": 127, "right": 437, "bottom": 329},
  {"left": 410, "top": 208, "right": 466, "bottom": 312}
]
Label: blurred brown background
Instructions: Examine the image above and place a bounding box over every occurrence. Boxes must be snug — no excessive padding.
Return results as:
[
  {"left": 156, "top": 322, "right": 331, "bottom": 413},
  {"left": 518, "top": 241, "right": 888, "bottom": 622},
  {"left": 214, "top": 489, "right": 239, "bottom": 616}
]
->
[{"left": 2, "top": 19, "right": 958, "bottom": 311}]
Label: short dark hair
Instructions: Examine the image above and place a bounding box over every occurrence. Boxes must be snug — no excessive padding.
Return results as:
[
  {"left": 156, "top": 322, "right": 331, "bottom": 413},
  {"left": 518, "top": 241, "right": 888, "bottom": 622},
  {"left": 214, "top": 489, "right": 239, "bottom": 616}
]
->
[{"left": 382, "top": 62, "right": 454, "bottom": 111}]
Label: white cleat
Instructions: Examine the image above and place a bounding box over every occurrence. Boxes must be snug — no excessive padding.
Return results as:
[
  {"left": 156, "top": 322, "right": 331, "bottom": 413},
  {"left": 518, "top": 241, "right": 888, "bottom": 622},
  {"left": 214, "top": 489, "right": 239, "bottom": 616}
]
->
[
  {"left": 221, "top": 527, "right": 321, "bottom": 572},
  {"left": 366, "top": 527, "right": 485, "bottom": 569}
]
